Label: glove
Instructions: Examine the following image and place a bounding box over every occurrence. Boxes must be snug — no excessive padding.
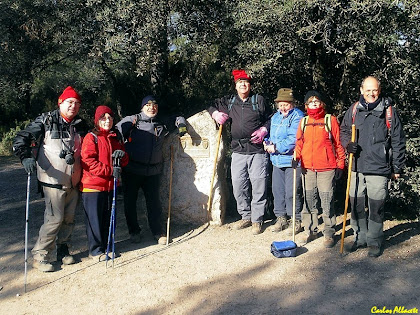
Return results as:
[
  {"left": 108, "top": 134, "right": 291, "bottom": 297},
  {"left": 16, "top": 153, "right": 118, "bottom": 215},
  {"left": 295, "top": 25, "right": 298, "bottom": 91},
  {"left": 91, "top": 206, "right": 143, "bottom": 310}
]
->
[
  {"left": 291, "top": 158, "right": 299, "bottom": 169},
  {"left": 335, "top": 168, "right": 344, "bottom": 180},
  {"left": 263, "top": 141, "right": 276, "bottom": 154},
  {"left": 346, "top": 142, "right": 359, "bottom": 154},
  {"left": 250, "top": 127, "right": 268, "bottom": 144},
  {"left": 22, "top": 158, "right": 37, "bottom": 174},
  {"left": 112, "top": 150, "right": 125, "bottom": 159},
  {"left": 178, "top": 123, "right": 187, "bottom": 137},
  {"left": 211, "top": 110, "right": 229, "bottom": 125},
  {"left": 113, "top": 166, "right": 122, "bottom": 180}
]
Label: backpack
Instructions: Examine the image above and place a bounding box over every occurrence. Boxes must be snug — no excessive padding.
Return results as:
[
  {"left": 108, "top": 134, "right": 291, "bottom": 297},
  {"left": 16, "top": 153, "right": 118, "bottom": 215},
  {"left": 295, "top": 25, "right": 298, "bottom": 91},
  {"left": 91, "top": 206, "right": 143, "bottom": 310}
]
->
[
  {"left": 351, "top": 100, "right": 392, "bottom": 137},
  {"left": 300, "top": 114, "right": 332, "bottom": 140},
  {"left": 299, "top": 114, "right": 335, "bottom": 155},
  {"left": 228, "top": 94, "right": 259, "bottom": 112}
]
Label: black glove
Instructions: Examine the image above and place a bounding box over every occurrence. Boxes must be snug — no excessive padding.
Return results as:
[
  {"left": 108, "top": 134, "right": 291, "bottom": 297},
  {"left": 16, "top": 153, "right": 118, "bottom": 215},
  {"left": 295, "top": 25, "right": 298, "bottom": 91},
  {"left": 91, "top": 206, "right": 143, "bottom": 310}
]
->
[
  {"left": 178, "top": 123, "right": 187, "bottom": 137},
  {"left": 335, "top": 168, "right": 344, "bottom": 180},
  {"left": 112, "top": 150, "right": 125, "bottom": 159},
  {"left": 291, "top": 158, "right": 299, "bottom": 169},
  {"left": 22, "top": 157, "right": 37, "bottom": 174},
  {"left": 346, "top": 142, "right": 359, "bottom": 154},
  {"left": 113, "top": 166, "right": 122, "bottom": 180}
]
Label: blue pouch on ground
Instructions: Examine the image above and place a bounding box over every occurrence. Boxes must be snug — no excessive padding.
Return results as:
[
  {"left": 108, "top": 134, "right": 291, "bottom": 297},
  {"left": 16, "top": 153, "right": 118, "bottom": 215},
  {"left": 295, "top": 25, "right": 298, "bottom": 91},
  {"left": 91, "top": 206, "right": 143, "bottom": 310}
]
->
[{"left": 271, "top": 240, "right": 297, "bottom": 258}]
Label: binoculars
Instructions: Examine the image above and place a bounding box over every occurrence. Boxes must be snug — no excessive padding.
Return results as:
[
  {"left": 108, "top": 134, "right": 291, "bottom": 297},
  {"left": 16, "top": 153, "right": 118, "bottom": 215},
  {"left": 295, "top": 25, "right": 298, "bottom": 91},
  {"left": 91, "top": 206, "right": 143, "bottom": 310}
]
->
[{"left": 59, "top": 149, "right": 75, "bottom": 165}]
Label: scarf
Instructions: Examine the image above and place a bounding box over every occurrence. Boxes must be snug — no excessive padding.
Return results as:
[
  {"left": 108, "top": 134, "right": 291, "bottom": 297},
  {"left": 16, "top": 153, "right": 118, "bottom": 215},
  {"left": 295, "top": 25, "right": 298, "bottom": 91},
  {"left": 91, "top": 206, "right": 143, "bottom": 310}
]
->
[
  {"left": 307, "top": 107, "right": 326, "bottom": 120},
  {"left": 359, "top": 95, "right": 381, "bottom": 111}
]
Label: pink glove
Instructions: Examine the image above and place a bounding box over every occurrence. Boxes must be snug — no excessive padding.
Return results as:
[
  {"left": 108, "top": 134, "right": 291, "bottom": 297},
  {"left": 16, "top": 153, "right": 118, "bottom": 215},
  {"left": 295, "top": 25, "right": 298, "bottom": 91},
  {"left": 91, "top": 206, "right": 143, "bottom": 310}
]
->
[
  {"left": 211, "top": 110, "right": 229, "bottom": 125},
  {"left": 250, "top": 127, "right": 268, "bottom": 144}
]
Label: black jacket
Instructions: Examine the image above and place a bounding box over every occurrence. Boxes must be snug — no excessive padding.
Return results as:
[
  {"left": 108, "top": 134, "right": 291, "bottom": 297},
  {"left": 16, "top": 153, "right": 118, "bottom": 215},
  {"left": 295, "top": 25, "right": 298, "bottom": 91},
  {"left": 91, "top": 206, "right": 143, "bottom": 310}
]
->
[
  {"left": 116, "top": 112, "right": 185, "bottom": 176},
  {"left": 208, "top": 92, "right": 271, "bottom": 154},
  {"left": 340, "top": 97, "right": 405, "bottom": 175}
]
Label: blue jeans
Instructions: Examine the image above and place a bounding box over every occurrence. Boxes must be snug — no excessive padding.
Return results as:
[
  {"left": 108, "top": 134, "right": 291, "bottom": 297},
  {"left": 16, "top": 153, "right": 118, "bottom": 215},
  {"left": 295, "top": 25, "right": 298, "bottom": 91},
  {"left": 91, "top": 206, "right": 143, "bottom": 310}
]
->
[{"left": 272, "top": 166, "right": 302, "bottom": 219}]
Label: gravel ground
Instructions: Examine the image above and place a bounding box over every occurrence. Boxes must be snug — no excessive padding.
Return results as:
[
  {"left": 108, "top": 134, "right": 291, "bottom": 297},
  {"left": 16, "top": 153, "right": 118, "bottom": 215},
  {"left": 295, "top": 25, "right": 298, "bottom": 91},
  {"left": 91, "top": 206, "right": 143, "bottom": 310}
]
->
[{"left": 0, "top": 156, "right": 419, "bottom": 315}]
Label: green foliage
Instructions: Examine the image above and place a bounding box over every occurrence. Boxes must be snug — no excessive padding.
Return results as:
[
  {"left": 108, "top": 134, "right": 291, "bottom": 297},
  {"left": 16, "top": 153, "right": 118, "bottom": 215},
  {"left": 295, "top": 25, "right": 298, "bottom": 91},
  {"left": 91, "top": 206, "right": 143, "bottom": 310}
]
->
[
  {"left": 387, "top": 137, "right": 420, "bottom": 219},
  {"left": 0, "top": 120, "right": 30, "bottom": 156},
  {"left": 0, "top": 0, "right": 419, "bottom": 218}
]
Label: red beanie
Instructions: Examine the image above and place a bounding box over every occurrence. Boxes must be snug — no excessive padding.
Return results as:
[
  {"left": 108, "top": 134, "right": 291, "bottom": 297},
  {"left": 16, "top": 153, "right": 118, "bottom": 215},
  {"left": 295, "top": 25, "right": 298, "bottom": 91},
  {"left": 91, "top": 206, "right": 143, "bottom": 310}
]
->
[
  {"left": 94, "top": 105, "right": 114, "bottom": 125},
  {"left": 58, "top": 86, "right": 81, "bottom": 105},
  {"left": 232, "top": 69, "right": 251, "bottom": 82}
]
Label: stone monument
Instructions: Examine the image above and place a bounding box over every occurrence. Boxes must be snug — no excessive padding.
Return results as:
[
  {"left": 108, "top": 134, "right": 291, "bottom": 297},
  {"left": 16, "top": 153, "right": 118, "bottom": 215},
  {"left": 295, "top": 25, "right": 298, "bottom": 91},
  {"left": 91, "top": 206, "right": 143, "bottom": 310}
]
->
[{"left": 160, "top": 110, "right": 227, "bottom": 226}]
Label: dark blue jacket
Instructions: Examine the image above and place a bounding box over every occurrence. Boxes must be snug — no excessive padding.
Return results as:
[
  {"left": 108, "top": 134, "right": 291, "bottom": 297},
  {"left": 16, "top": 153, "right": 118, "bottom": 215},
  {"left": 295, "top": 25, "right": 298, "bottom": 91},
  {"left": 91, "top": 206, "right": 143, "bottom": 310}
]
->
[{"left": 340, "top": 97, "right": 405, "bottom": 175}]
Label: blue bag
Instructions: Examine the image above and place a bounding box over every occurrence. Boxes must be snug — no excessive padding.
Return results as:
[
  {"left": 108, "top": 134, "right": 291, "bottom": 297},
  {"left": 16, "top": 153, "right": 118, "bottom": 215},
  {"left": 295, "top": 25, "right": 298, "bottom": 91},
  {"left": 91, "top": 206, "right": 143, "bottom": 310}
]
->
[{"left": 271, "top": 240, "right": 297, "bottom": 258}]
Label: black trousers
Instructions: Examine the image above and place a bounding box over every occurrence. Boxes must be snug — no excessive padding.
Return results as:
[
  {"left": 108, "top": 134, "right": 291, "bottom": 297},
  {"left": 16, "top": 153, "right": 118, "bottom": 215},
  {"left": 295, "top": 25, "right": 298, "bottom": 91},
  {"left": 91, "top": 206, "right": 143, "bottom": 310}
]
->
[
  {"left": 122, "top": 171, "right": 163, "bottom": 235},
  {"left": 82, "top": 191, "right": 114, "bottom": 256}
]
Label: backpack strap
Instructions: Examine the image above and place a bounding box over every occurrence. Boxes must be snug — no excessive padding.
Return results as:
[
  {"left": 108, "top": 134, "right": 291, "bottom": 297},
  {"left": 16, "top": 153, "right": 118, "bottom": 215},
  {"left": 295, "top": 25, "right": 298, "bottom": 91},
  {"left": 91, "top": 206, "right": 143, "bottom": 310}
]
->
[
  {"left": 228, "top": 96, "right": 235, "bottom": 112},
  {"left": 324, "top": 114, "right": 332, "bottom": 139},
  {"left": 384, "top": 98, "right": 392, "bottom": 130},
  {"left": 300, "top": 116, "right": 309, "bottom": 134},
  {"left": 89, "top": 131, "right": 98, "bottom": 144},
  {"left": 251, "top": 94, "right": 258, "bottom": 111},
  {"left": 351, "top": 102, "right": 359, "bottom": 124},
  {"left": 300, "top": 115, "right": 333, "bottom": 148},
  {"left": 352, "top": 100, "right": 392, "bottom": 131},
  {"left": 228, "top": 94, "right": 259, "bottom": 112},
  {"left": 127, "top": 114, "right": 140, "bottom": 143}
]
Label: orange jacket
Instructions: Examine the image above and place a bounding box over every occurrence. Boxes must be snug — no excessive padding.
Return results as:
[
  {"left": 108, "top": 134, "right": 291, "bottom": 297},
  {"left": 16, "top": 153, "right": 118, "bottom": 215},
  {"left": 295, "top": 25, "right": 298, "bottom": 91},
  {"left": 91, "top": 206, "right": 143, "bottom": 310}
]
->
[{"left": 295, "top": 114, "right": 345, "bottom": 171}]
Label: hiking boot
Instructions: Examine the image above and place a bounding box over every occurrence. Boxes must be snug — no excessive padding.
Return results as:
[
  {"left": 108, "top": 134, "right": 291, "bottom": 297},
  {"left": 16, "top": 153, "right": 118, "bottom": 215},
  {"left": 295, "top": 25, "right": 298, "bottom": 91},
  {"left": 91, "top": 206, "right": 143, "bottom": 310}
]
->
[
  {"left": 130, "top": 232, "right": 142, "bottom": 244},
  {"left": 345, "top": 242, "right": 367, "bottom": 253},
  {"left": 154, "top": 235, "right": 168, "bottom": 245},
  {"left": 368, "top": 245, "right": 381, "bottom": 257},
  {"left": 271, "top": 216, "right": 288, "bottom": 232},
  {"left": 57, "top": 244, "right": 76, "bottom": 265},
  {"left": 33, "top": 260, "right": 54, "bottom": 272},
  {"left": 287, "top": 219, "right": 302, "bottom": 236},
  {"left": 89, "top": 253, "right": 110, "bottom": 262},
  {"left": 251, "top": 222, "right": 263, "bottom": 235},
  {"left": 297, "top": 232, "right": 316, "bottom": 245},
  {"left": 323, "top": 235, "right": 335, "bottom": 248},
  {"left": 234, "top": 219, "right": 252, "bottom": 230}
]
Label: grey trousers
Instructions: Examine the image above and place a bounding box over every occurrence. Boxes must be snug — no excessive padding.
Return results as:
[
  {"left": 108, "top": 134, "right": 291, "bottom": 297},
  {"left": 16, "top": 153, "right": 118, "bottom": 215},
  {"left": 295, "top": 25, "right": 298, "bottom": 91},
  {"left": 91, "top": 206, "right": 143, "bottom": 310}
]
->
[
  {"left": 301, "top": 169, "right": 336, "bottom": 237},
  {"left": 349, "top": 172, "right": 388, "bottom": 248},
  {"left": 32, "top": 186, "right": 79, "bottom": 261},
  {"left": 231, "top": 152, "right": 268, "bottom": 223},
  {"left": 272, "top": 166, "right": 302, "bottom": 219}
]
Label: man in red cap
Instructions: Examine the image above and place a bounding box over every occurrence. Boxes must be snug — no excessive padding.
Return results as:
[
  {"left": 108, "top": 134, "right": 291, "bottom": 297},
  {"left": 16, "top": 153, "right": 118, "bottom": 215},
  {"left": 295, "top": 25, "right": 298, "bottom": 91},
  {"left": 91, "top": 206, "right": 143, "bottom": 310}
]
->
[
  {"left": 208, "top": 69, "right": 271, "bottom": 235},
  {"left": 13, "top": 86, "right": 89, "bottom": 272}
]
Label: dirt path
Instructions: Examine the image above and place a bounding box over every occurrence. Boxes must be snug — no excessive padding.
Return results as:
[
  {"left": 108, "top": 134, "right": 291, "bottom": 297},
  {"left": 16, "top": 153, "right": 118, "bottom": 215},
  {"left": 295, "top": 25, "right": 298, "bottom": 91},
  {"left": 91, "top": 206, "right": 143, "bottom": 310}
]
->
[{"left": 0, "top": 156, "right": 419, "bottom": 314}]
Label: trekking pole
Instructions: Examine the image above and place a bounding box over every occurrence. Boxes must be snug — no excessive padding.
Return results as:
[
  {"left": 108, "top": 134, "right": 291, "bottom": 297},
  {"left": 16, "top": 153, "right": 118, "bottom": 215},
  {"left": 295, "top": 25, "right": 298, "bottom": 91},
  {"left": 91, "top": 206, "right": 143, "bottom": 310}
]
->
[
  {"left": 340, "top": 124, "right": 356, "bottom": 254},
  {"left": 166, "top": 145, "right": 174, "bottom": 246},
  {"left": 292, "top": 151, "right": 297, "bottom": 243},
  {"left": 24, "top": 172, "right": 30, "bottom": 293},
  {"left": 106, "top": 158, "right": 119, "bottom": 268},
  {"left": 207, "top": 124, "right": 223, "bottom": 222}
]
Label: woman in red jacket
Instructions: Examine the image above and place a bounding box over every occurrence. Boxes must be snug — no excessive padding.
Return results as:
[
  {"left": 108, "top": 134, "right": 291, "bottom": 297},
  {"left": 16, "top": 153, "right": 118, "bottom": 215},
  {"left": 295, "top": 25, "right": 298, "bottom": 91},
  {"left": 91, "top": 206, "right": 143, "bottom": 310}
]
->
[
  {"left": 294, "top": 91, "right": 345, "bottom": 248},
  {"left": 81, "top": 106, "right": 129, "bottom": 261}
]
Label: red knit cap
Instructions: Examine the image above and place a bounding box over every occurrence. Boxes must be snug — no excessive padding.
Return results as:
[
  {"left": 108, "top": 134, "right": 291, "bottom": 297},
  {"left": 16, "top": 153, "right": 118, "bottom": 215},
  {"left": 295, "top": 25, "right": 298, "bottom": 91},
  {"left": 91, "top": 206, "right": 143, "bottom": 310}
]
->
[
  {"left": 94, "top": 105, "right": 114, "bottom": 125},
  {"left": 58, "top": 86, "right": 81, "bottom": 105},
  {"left": 232, "top": 69, "right": 251, "bottom": 82}
]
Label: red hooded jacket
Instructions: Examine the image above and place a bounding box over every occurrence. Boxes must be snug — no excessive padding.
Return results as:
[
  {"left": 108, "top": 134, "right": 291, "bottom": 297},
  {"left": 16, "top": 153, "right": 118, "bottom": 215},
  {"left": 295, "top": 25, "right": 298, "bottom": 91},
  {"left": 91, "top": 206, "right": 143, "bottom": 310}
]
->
[{"left": 80, "top": 130, "right": 129, "bottom": 191}]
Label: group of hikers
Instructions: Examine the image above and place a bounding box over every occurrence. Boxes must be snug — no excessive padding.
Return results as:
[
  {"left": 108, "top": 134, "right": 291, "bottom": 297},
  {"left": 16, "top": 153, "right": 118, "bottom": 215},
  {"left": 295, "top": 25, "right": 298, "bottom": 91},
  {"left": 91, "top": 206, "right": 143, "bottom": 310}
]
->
[{"left": 12, "top": 69, "right": 405, "bottom": 273}]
